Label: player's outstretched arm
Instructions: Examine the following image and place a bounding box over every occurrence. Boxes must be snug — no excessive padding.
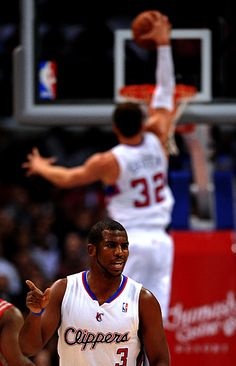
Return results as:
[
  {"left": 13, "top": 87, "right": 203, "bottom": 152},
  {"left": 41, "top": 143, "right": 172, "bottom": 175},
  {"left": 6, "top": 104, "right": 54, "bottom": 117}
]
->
[
  {"left": 22, "top": 147, "right": 75, "bottom": 187},
  {"left": 22, "top": 147, "right": 117, "bottom": 187},
  {"left": 139, "top": 288, "right": 170, "bottom": 366}
]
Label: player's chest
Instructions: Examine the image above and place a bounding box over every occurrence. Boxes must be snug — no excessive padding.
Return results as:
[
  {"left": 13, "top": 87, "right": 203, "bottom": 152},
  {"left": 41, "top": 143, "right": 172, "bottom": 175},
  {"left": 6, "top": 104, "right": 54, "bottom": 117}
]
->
[{"left": 62, "top": 297, "right": 133, "bottom": 334}]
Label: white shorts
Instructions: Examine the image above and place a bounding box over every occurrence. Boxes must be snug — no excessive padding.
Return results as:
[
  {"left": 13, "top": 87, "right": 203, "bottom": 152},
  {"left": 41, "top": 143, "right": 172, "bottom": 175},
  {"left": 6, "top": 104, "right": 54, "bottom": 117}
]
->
[{"left": 123, "top": 228, "right": 174, "bottom": 322}]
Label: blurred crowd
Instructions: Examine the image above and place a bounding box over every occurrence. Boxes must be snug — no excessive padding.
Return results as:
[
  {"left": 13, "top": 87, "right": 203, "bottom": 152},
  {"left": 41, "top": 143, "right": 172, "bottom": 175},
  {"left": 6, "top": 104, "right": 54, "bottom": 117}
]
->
[
  {"left": 0, "top": 180, "right": 106, "bottom": 365},
  {"left": 0, "top": 121, "right": 235, "bottom": 365}
]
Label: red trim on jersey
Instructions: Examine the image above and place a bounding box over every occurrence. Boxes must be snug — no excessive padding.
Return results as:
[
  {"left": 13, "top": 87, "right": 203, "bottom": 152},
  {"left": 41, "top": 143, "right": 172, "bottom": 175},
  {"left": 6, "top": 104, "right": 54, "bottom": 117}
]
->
[{"left": 0, "top": 299, "right": 13, "bottom": 317}]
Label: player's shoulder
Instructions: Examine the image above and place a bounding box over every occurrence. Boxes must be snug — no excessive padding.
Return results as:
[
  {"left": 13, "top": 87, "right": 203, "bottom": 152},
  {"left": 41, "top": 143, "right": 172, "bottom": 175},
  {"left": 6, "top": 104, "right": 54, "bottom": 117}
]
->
[
  {"left": 90, "top": 150, "right": 116, "bottom": 165},
  {"left": 51, "top": 277, "right": 67, "bottom": 298},
  {"left": 139, "top": 286, "right": 161, "bottom": 309},
  {"left": 140, "top": 286, "right": 155, "bottom": 299},
  {"left": 0, "top": 304, "right": 22, "bottom": 329}
]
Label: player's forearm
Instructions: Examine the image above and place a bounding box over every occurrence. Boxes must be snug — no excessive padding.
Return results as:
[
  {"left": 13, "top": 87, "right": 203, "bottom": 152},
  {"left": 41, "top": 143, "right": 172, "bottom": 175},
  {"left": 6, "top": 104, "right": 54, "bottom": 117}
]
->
[
  {"left": 151, "top": 46, "right": 175, "bottom": 111},
  {"left": 19, "top": 315, "right": 44, "bottom": 356},
  {"left": 36, "top": 164, "right": 75, "bottom": 188}
]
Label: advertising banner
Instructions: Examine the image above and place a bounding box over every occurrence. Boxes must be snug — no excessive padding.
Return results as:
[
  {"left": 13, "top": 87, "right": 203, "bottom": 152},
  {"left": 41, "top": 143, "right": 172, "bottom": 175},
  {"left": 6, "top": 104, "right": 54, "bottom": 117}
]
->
[{"left": 166, "top": 231, "right": 236, "bottom": 366}]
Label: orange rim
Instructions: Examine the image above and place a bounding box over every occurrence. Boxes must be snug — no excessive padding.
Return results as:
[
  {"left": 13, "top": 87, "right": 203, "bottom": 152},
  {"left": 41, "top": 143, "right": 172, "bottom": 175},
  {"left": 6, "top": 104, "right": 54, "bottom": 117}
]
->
[{"left": 119, "top": 84, "right": 197, "bottom": 103}]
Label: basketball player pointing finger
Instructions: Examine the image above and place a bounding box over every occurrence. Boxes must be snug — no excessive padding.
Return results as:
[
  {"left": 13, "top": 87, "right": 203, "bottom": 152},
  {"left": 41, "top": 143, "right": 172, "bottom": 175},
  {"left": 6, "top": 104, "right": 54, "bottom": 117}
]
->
[{"left": 20, "top": 219, "right": 170, "bottom": 366}]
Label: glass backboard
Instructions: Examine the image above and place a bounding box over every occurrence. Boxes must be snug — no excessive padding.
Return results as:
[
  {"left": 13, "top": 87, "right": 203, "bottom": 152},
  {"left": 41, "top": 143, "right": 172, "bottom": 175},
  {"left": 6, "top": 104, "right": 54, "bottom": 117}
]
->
[{"left": 13, "top": 0, "right": 236, "bottom": 126}]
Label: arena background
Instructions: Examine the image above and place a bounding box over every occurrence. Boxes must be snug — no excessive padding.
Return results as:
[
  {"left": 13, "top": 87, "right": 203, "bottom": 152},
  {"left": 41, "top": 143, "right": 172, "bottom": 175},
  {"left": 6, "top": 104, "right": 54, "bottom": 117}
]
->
[{"left": 0, "top": 1, "right": 235, "bottom": 365}]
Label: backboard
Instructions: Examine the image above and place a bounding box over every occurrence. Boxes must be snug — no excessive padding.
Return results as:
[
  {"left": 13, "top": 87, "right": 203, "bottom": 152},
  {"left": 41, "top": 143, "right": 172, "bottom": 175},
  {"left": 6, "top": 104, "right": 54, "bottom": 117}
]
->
[
  {"left": 114, "top": 29, "right": 212, "bottom": 103},
  {"left": 13, "top": 0, "right": 236, "bottom": 126}
]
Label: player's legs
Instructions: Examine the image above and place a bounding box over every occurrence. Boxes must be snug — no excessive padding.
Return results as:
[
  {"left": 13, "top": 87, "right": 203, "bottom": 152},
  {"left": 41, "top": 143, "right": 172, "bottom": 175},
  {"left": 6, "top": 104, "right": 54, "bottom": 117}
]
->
[
  {"left": 123, "top": 228, "right": 174, "bottom": 322},
  {"left": 124, "top": 229, "right": 174, "bottom": 366}
]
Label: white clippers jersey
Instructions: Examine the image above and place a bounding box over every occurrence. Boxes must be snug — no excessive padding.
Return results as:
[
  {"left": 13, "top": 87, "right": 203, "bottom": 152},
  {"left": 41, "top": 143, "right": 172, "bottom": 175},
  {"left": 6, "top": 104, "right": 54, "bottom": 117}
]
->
[
  {"left": 105, "top": 132, "right": 174, "bottom": 229},
  {"left": 58, "top": 272, "right": 143, "bottom": 366}
]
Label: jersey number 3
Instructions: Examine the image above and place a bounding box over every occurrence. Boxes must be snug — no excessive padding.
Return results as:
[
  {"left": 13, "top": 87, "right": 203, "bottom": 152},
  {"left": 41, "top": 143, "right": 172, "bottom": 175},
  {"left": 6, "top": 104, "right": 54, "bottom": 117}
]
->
[
  {"left": 115, "top": 347, "right": 128, "bottom": 366},
  {"left": 131, "top": 173, "right": 165, "bottom": 207}
]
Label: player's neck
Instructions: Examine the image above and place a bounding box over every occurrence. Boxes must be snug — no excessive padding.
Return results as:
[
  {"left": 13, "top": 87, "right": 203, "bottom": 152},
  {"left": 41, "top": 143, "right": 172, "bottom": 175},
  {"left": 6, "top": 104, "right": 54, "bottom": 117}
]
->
[
  {"left": 87, "top": 269, "right": 122, "bottom": 305},
  {"left": 119, "top": 133, "right": 143, "bottom": 146}
]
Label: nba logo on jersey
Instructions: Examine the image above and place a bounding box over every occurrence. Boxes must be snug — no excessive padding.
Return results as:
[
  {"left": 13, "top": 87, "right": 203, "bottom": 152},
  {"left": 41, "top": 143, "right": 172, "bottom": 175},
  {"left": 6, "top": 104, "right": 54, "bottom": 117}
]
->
[
  {"left": 122, "top": 302, "right": 128, "bottom": 312},
  {"left": 38, "top": 61, "right": 57, "bottom": 100}
]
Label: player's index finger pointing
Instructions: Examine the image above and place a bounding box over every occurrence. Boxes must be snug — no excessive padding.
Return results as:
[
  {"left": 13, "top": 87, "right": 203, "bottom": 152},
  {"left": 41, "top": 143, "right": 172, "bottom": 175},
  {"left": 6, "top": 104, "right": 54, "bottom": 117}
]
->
[{"left": 26, "top": 279, "right": 42, "bottom": 293}]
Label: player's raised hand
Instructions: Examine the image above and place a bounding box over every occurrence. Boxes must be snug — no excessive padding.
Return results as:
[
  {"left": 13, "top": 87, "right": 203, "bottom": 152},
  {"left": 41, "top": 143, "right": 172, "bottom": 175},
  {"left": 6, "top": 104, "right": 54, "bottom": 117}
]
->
[
  {"left": 142, "top": 12, "right": 171, "bottom": 46},
  {"left": 22, "top": 147, "right": 57, "bottom": 177},
  {"left": 25, "top": 280, "right": 51, "bottom": 314},
  {"left": 132, "top": 10, "right": 171, "bottom": 49}
]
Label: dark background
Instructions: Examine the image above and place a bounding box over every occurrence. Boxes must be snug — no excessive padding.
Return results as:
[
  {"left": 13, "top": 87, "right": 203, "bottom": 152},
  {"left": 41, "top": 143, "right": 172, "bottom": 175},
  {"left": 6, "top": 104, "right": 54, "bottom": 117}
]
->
[
  {"left": 34, "top": 0, "right": 236, "bottom": 103},
  {"left": 2, "top": 0, "right": 236, "bottom": 116}
]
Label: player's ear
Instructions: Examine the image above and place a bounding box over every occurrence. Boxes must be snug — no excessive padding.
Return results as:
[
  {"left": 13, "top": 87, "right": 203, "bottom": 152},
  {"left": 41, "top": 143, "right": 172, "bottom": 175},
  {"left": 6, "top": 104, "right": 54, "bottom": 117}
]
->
[
  {"left": 112, "top": 124, "right": 118, "bottom": 134},
  {"left": 87, "top": 243, "right": 96, "bottom": 257},
  {"left": 113, "top": 125, "right": 122, "bottom": 139}
]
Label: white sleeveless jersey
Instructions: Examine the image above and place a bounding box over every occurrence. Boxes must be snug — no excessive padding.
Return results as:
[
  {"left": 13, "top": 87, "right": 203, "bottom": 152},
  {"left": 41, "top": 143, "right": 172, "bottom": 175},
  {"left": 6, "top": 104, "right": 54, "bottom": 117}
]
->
[
  {"left": 105, "top": 132, "right": 174, "bottom": 229},
  {"left": 58, "top": 272, "right": 143, "bottom": 366}
]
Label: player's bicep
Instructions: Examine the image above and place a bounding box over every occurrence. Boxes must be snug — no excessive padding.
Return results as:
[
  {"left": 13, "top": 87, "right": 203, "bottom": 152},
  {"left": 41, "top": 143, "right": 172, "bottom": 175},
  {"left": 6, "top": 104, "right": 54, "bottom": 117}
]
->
[
  {"left": 68, "top": 153, "right": 106, "bottom": 185},
  {"left": 40, "top": 279, "right": 65, "bottom": 345},
  {"left": 40, "top": 304, "right": 60, "bottom": 346},
  {"left": 139, "top": 288, "right": 170, "bottom": 365}
]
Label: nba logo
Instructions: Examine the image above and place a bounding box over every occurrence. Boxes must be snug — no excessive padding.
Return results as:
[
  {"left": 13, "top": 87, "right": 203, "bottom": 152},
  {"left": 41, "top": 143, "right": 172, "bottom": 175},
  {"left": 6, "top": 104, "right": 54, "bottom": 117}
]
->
[
  {"left": 122, "top": 302, "right": 128, "bottom": 313},
  {"left": 38, "top": 61, "right": 57, "bottom": 100}
]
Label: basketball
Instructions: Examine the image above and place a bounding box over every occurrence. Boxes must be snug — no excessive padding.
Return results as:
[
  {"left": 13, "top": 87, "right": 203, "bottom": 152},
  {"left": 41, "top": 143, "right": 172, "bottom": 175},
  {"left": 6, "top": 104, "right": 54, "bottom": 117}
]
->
[{"left": 131, "top": 10, "right": 160, "bottom": 50}]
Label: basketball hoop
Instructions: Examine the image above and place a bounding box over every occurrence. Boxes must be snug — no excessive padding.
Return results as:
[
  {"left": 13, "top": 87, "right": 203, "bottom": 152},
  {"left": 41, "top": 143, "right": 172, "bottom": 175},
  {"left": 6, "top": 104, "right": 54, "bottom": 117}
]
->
[
  {"left": 119, "top": 83, "right": 197, "bottom": 155},
  {"left": 119, "top": 83, "right": 197, "bottom": 104}
]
